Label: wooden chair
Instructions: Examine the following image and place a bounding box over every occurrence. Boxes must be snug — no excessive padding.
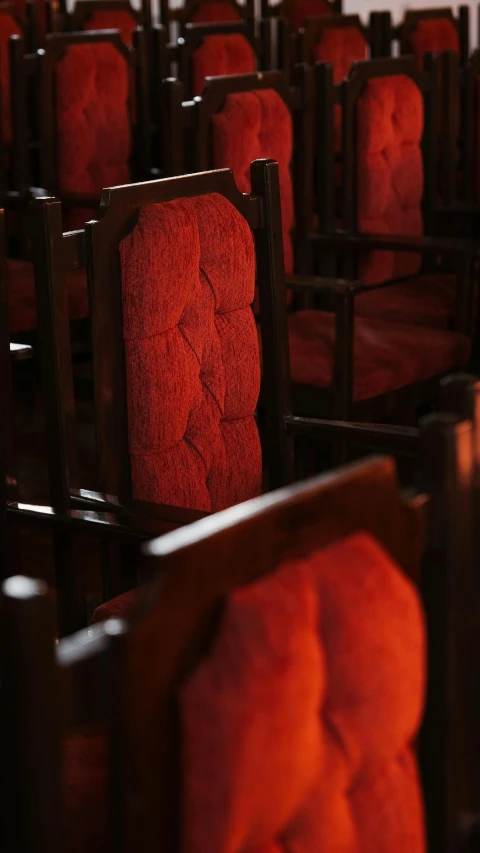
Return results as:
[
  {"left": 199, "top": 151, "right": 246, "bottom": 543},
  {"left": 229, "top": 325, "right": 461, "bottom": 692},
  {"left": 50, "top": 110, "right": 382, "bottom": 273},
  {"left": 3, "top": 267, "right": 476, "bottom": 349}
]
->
[
  {"left": 155, "top": 18, "right": 260, "bottom": 101},
  {"left": 6, "top": 27, "right": 151, "bottom": 344},
  {"left": 380, "top": 5, "right": 469, "bottom": 69},
  {"left": 0, "top": 414, "right": 476, "bottom": 853},
  {"left": 313, "top": 56, "right": 479, "bottom": 353},
  {"left": 162, "top": 67, "right": 476, "bottom": 430},
  {"left": 25, "top": 159, "right": 388, "bottom": 629}
]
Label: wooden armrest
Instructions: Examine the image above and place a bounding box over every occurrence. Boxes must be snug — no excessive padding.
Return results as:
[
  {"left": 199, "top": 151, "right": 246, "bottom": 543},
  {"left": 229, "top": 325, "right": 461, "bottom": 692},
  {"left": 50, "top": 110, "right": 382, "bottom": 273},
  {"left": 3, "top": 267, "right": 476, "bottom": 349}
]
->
[
  {"left": 70, "top": 488, "right": 207, "bottom": 526},
  {"left": 10, "top": 342, "right": 33, "bottom": 361},
  {"left": 7, "top": 498, "right": 207, "bottom": 540},
  {"left": 312, "top": 230, "right": 480, "bottom": 259},
  {"left": 285, "top": 274, "right": 366, "bottom": 294},
  {"left": 284, "top": 415, "right": 420, "bottom": 453}
]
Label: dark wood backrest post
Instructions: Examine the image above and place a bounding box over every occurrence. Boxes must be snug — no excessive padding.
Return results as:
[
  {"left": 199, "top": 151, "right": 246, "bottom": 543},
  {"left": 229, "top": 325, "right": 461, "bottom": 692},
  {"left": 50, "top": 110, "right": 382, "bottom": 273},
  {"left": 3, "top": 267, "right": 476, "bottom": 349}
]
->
[
  {"left": 0, "top": 209, "right": 16, "bottom": 566},
  {"left": 419, "top": 413, "right": 474, "bottom": 853},
  {"left": 314, "top": 61, "right": 335, "bottom": 274},
  {"left": 0, "top": 575, "right": 62, "bottom": 853},
  {"left": 440, "top": 50, "right": 460, "bottom": 206},
  {"left": 251, "top": 158, "right": 294, "bottom": 489},
  {"left": 30, "top": 197, "right": 78, "bottom": 510},
  {"left": 9, "top": 34, "right": 32, "bottom": 193}
]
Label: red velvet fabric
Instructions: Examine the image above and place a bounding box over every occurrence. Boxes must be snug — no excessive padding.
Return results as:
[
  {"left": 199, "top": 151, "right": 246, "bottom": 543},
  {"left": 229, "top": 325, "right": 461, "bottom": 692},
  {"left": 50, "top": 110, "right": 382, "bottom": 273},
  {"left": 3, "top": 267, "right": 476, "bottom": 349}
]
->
[
  {"left": 6, "top": 259, "right": 88, "bottom": 333},
  {"left": 120, "top": 193, "right": 262, "bottom": 512},
  {"left": 181, "top": 532, "right": 426, "bottom": 853},
  {"left": 288, "top": 309, "right": 470, "bottom": 401},
  {"left": 285, "top": 0, "right": 331, "bottom": 33},
  {"left": 81, "top": 9, "right": 138, "bottom": 45},
  {"left": 192, "top": 34, "right": 255, "bottom": 97},
  {"left": 56, "top": 43, "right": 131, "bottom": 197},
  {"left": 212, "top": 89, "right": 294, "bottom": 275},
  {"left": 355, "top": 273, "right": 456, "bottom": 328},
  {"left": 313, "top": 27, "right": 368, "bottom": 149},
  {"left": 407, "top": 17, "right": 459, "bottom": 69},
  {"left": 0, "top": 13, "right": 22, "bottom": 144},
  {"left": 192, "top": 1, "right": 240, "bottom": 21},
  {"left": 357, "top": 74, "right": 424, "bottom": 286}
]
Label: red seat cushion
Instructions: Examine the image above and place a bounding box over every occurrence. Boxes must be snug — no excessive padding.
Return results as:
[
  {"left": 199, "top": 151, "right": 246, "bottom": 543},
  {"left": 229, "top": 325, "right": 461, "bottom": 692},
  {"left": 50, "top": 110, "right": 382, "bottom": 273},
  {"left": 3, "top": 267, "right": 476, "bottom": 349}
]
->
[
  {"left": 120, "top": 193, "right": 262, "bottom": 513},
  {"left": 288, "top": 309, "right": 470, "bottom": 401},
  {"left": 81, "top": 9, "right": 138, "bottom": 45},
  {"left": 192, "top": 34, "right": 255, "bottom": 97},
  {"left": 0, "top": 12, "right": 22, "bottom": 145},
  {"left": 355, "top": 273, "right": 456, "bottom": 328},
  {"left": 181, "top": 532, "right": 426, "bottom": 853},
  {"left": 56, "top": 42, "right": 131, "bottom": 197},
  {"left": 357, "top": 74, "right": 423, "bottom": 286},
  {"left": 313, "top": 26, "right": 368, "bottom": 150},
  {"left": 407, "top": 17, "right": 459, "bottom": 69},
  {"left": 93, "top": 588, "right": 136, "bottom": 623},
  {"left": 6, "top": 259, "right": 88, "bottom": 334}
]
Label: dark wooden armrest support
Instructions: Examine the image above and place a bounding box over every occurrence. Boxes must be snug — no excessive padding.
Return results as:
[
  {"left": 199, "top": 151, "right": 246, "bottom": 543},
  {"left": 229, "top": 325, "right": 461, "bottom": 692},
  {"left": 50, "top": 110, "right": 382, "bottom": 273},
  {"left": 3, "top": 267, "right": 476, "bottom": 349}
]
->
[
  {"left": 435, "top": 204, "right": 480, "bottom": 221},
  {"left": 284, "top": 415, "right": 420, "bottom": 454},
  {"left": 8, "top": 497, "right": 208, "bottom": 540},
  {"left": 312, "top": 230, "right": 480, "bottom": 259},
  {"left": 285, "top": 274, "right": 366, "bottom": 294},
  {"left": 10, "top": 342, "right": 33, "bottom": 361},
  {"left": 70, "top": 488, "right": 207, "bottom": 527}
]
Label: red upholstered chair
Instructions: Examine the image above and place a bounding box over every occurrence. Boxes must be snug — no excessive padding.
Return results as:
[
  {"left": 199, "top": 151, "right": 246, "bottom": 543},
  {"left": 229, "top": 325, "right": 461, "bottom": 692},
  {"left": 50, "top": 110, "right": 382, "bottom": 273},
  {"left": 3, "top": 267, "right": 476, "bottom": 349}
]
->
[
  {"left": 380, "top": 6, "right": 468, "bottom": 68},
  {"left": 160, "top": 0, "right": 254, "bottom": 36},
  {"left": 162, "top": 68, "right": 475, "bottom": 432},
  {"left": 1, "top": 425, "right": 476, "bottom": 853},
  {"left": 5, "top": 28, "right": 151, "bottom": 338},
  {"left": 28, "top": 161, "right": 341, "bottom": 628},
  {"left": 313, "top": 56, "right": 479, "bottom": 346}
]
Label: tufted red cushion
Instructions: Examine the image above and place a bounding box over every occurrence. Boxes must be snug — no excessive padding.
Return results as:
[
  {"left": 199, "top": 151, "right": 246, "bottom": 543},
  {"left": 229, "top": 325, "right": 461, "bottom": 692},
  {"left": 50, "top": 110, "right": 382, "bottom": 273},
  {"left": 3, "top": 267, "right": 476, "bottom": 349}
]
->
[
  {"left": 181, "top": 531, "right": 426, "bottom": 853},
  {"left": 212, "top": 89, "right": 294, "bottom": 276},
  {"left": 407, "top": 17, "right": 459, "bottom": 69},
  {"left": 6, "top": 259, "right": 88, "bottom": 334},
  {"left": 355, "top": 273, "right": 456, "bottom": 328},
  {"left": 357, "top": 74, "right": 423, "bottom": 286},
  {"left": 0, "top": 13, "right": 21, "bottom": 144},
  {"left": 192, "top": 34, "right": 255, "bottom": 97},
  {"left": 56, "top": 42, "right": 131, "bottom": 197},
  {"left": 192, "top": 1, "right": 240, "bottom": 21},
  {"left": 120, "top": 193, "right": 262, "bottom": 513},
  {"left": 81, "top": 9, "right": 138, "bottom": 45},
  {"left": 313, "top": 27, "right": 368, "bottom": 149},
  {"left": 288, "top": 309, "right": 470, "bottom": 401},
  {"left": 285, "top": 0, "right": 331, "bottom": 33}
]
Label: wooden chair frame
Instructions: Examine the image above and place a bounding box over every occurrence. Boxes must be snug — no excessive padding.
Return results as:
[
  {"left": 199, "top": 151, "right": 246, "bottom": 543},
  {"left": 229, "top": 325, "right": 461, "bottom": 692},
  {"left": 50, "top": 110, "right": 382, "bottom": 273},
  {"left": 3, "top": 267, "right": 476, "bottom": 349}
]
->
[
  {"left": 9, "top": 28, "right": 152, "bottom": 200},
  {"left": 1, "top": 414, "right": 475, "bottom": 853},
  {"left": 29, "top": 159, "right": 380, "bottom": 628},
  {"left": 441, "top": 49, "right": 480, "bottom": 209},
  {"left": 381, "top": 5, "right": 469, "bottom": 66},
  {"left": 312, "top": 56, "right": 480, "bottom": 396},
  {"left": 161, "top": 0, "right": 255, "bottom": 34}
]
